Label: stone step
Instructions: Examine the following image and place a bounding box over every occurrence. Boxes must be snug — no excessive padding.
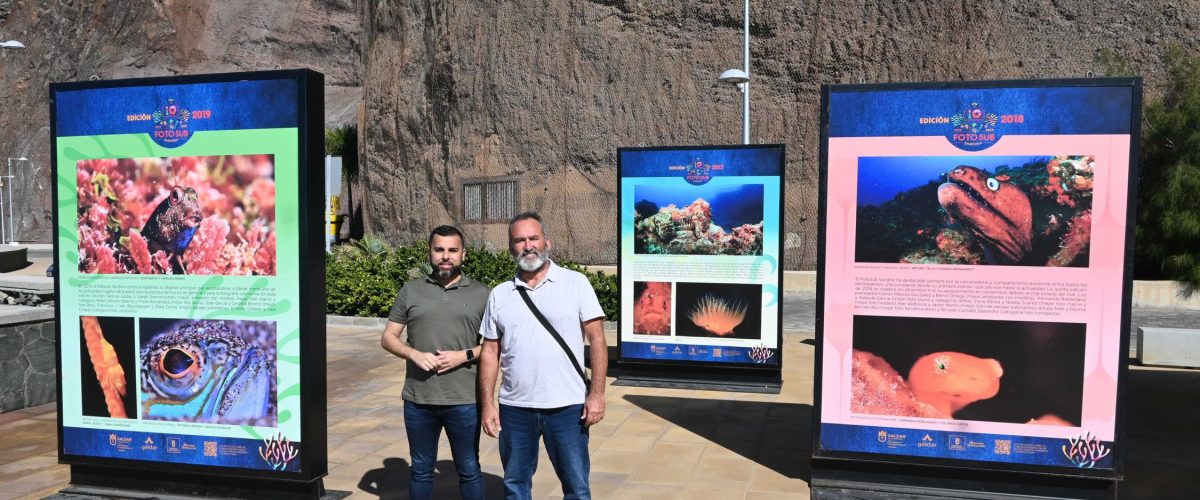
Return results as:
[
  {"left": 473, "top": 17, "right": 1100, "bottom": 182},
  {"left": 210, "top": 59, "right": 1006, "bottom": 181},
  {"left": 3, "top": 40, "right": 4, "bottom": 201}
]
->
[{"left": 0, "top": 275, "right": 53, "bottom": 295}]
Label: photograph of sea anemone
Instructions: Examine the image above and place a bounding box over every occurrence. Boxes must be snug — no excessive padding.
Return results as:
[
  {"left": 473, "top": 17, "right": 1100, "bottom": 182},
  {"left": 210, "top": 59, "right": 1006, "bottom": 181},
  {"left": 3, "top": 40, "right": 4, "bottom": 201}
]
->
[
  {"left": 79, "top": 316, "right": 137, "bottom": 419},
  {"left": 855, "top": 155, "right": 1094, "bottom": 267},
  {"left": 851, "top": 315, "right": 1085, "bottom": 425},
  {"left": 76, "top": 155, "right": 277, "bottom": 275},
  {"left": 632, "top": 281, "right": 672, "bottom": 335},
  {"left": 138, "top": 318, "right": 277, "bottom": 427},
  {"left": 633, "top": 183, "right": 764, "bottom": 255},
  {"left": 674, "top": 282, "right": 762, "bottom": 339}
]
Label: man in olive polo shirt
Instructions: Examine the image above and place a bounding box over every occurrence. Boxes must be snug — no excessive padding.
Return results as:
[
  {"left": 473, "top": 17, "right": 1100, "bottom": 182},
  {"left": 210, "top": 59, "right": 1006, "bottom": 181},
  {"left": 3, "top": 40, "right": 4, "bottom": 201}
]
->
[{"left": 381, "top": 225, "right": 491, "bottom": 500}]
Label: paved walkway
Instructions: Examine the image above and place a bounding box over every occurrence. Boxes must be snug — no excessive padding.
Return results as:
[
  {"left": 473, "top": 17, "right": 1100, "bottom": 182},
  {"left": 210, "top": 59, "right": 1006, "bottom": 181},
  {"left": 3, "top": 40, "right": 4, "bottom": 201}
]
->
[{"left": 2, "top": 294, "right": 1199, "bottom": 498}]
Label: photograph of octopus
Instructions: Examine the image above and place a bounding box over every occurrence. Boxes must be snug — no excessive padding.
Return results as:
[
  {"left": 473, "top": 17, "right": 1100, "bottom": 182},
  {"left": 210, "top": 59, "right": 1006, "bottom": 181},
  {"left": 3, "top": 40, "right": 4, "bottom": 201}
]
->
[
  {"left": 138, "top": 318, "right": 277, "bottom": 427},
  {"left": 633, "top": 183, "right": 764, "bottom": 255},
  {"left": 850, "top": 314, "right": 1085, "bottom": 425},
  {"left": 673, "top": 282, "right": 762, "bottom": 339},
  {"left": 632, "top": 281, "right": 672, "bottom": 335},
  {"left": 855, "top": 155, "right": 1094, "bottom": 267},
  {"left": 76, "top": 155, "right": 277, "bottom": 275},
  {"left": 79, "top": 316, "right": 137, "bottom": 419}
]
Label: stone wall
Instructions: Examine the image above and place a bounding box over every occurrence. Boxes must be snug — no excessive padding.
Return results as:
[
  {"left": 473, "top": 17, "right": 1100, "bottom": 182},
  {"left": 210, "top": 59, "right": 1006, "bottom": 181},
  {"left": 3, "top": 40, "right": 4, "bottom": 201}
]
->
[
  {"left": 0, "top": 319, "right": 56, "bottom": 413},
  {"left": 358, "top": 0, "right": 1200, "bottom": 267},
  {"left": 0, "top": 0, "right": 363, "bottom": 244}
]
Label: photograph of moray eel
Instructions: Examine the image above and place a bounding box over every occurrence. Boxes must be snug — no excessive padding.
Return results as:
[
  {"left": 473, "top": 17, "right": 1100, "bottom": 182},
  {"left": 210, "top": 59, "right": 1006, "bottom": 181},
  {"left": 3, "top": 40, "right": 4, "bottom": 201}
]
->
[
  {"left": 850, "top": 315, "right": 1085, "bottom": 425},
  {"left": 632, "top": 281, "right": 672, "bottom": 336},
  {"left": 633, "top": 183, "right": 764, "bottom": 255},
  {"left": 76, "top": 155, "right": 277, "bottom": 275},
  {"left": 79, "top": 316, "right": 138, "bottom": 419},
  {"left": 855, "top": 155, "right": 1094, "bottom": 266},
  {"left": 138, "top": 318, "right": 277, "bottom": 427},
  {"left": 674, "top": 282, "right": 762, "bottom": 339}
]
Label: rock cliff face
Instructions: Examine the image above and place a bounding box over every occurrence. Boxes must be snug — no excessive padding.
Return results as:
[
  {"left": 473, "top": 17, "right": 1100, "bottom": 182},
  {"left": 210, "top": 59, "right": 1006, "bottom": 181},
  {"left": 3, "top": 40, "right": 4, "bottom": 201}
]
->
[
  {"left": 359, "top": 0, "right": 1199, "bottom": 267},
  {"left": 3, "top": 0, "right": 1199, "bottom": 268},
  {"left": 0, "top": 0, "right": 361, "bottom": 243}
]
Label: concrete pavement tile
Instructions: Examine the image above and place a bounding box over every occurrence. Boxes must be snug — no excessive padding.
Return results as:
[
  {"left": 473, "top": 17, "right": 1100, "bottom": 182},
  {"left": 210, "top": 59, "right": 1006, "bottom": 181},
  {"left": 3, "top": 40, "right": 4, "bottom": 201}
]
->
[
  {"left": 617, "top": 417, "right": 668, "bottom": 436},
  {"left": 644, "top": 441, "right": 705, "bottom": 464},
  {"left": 694, "top": 456, "right": 754, "bottom": 482},
  {"left": 628, "top": 459, "right": 695, "bottom": 485},
  {"left": 591, "top": 449, "right": 646, "bottom": 474},
  {"left": 659, "top": 424, "right": 716, "bottom": 444},
  {"left": 749, "top": 464, "right": 809, "bottom": 494},
  {"left": 597, "top": 434, "right": 656, "bottom": 453},
  {"left": 680, "top": 477, "right": 751, "bottom": 499},
  {"left": 0, "top": 466, "right": 69, "bottom": 498},
  {"left": 587, "top": 471, "right": 629, "bottom": 499},
  {"left": 701, "top": 443, "right": 747, "bottom": 461},
  {"left": 611, "top": 482, "right": 684, "bottom": 499},
  {"left": 747, "top": 489, "right": 810, "bottom": 499}
]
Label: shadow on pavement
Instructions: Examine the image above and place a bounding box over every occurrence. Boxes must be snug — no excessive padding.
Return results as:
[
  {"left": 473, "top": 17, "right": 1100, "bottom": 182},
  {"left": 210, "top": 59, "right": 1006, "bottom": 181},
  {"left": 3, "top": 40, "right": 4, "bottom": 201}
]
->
[
  {"left": 624, "top": 394, "right": 814, "bottom": 481},
  {"left": 357, "top": 457, "right": 504, "bottom": 499}
]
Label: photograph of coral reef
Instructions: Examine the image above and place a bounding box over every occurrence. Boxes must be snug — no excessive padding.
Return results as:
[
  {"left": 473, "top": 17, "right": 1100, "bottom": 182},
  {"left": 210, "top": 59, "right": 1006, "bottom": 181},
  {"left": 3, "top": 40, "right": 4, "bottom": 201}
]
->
[
  {"left": 855, "top": 155, "right": 1094, "bottom": 266},
  {"left": 138, "top": 318, "right": 278, "bottom": 426},
  {"left": 674, "top": 282, "right": 762, "bottom": 339},
  {"left": 632, "top": 281, "right": 672, "bottom": 336},
  {"left": 79, "top": 316, "right": 137, "bottom": 419},
  {"left": 76, "top": 155, "right": 277, "bottom": 275},
  {"left": 634, "top": 183, "right": 764, "bottom": 255},
  {"left": 851, "top": 315, "right": 1085, "bottom": 425}
]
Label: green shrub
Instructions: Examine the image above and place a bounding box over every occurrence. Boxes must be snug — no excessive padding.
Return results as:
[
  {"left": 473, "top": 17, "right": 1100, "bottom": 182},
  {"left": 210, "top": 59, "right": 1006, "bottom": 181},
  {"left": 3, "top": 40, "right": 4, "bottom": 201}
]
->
[{"left": 326, "top": 237, "right": 620, "bottom": 320}]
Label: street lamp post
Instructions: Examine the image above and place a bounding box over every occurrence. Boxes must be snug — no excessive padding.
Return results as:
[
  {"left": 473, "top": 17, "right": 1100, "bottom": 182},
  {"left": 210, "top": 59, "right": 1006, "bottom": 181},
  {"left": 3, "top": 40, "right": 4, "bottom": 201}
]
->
[
  {"left": 4, "top": 158, "right": 27, "bottom": 246},
  {"left": 718, "top": 1, "right": 751, "bottom": 144}
]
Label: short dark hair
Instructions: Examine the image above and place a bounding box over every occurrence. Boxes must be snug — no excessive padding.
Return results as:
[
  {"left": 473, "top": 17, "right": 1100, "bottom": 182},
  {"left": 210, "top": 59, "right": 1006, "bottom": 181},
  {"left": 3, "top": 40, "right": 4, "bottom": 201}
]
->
[
  {"left": 428, "top": 225, "right": 465, "bottom": 248},
  {"left": 507, "top": 211, "right": 544, "bottom": 239}
]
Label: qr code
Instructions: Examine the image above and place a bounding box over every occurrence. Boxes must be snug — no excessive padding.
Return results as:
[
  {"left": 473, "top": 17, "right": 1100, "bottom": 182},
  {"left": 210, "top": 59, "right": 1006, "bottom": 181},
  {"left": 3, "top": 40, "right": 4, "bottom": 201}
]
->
[
  {"left": 994, "top": 439, "right": 1011, "bottom": 455},
  {"left": 204, "top": 441, "right": 217, "bottom": 457}
]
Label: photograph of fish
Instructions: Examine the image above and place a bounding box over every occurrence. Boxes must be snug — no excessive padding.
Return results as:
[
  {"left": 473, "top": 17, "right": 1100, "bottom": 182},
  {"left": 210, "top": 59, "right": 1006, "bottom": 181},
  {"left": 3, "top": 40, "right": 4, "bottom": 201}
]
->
[
  {"left": 79, "top": 316, "right": 137, "bottom": 419},
  {"left": 674, "top": 282, "right": 762, "bottom": 339},
  {"left": 632, "top": 281, "right": 672, "bottom": 336},
  {"left": 634, "top": 183, "right": 764, "bottom": 255},
  {"left": 76, "top": 155, "right": 277, "bottom": 275},
  {"left": 139, "top": 318, "right": 277, "bottom": 426},
  {"left": 855, "top": 155, "right": 1094, "bottom": 267},
  {"left": 851, "top": 315, "right": 1085, "bottom": 425}
]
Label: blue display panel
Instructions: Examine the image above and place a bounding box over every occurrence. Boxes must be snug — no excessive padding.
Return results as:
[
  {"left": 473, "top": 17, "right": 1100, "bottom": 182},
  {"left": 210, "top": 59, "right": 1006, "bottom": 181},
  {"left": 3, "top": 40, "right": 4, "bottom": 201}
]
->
[{"left": 618, "top": 145, "right": 784, "bottom": 369}]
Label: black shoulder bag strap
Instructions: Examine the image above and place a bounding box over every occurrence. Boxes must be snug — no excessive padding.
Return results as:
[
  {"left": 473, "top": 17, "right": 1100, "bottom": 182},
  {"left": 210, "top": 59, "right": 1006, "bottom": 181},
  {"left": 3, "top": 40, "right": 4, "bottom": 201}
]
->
[{"left": 516, "top": 286, "right": 591, "bottom": 391}]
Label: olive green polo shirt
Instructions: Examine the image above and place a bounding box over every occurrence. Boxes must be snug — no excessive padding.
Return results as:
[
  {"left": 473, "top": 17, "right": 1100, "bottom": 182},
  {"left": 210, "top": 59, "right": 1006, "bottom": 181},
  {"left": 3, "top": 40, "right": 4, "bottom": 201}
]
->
[{"left": 389, "top": 274, "right": 491, "bottom": 405}]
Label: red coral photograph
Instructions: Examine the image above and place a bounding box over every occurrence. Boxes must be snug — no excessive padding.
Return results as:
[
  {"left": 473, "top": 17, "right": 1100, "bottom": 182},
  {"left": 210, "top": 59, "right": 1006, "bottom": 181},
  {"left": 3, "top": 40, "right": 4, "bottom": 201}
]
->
[{"left": 76, "top": 155, "right": 277, "bottom": 275}]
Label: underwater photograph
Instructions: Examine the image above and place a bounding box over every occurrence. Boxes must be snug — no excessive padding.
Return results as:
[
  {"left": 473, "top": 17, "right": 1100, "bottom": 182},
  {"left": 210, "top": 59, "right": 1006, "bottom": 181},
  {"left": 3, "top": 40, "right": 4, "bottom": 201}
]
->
[
  {"left": 633, "top": 183, "right": 764, "bottom": 255},
  {"left": 79, "top": 316, "right": 138, "bottom": 419},
  {"left": 138, "top": 318, "right": 278, "bottom": 426},
  {"left": 674, "top": 282, "right": 762, "bottom": 339},
  {"left": 632, "top": 281, "right": 672, "bottom": 336},
  {"left": 855, "top": 155, "right": 1094, "bottom": 267},
  {"left": 851, "top": 315, "right": 1085, "bottom": 425}
]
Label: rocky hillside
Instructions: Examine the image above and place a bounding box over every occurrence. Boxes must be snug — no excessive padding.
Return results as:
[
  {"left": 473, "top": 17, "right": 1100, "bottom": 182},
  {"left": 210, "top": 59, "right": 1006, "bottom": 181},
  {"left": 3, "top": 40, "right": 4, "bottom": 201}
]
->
[
  {"left": 3, "top": 0, "right": 1198, "bottom": 268},
  {"left": 359, "top": 0, "right": 1199, "bottom": 268},
  {"left": 0, "top": 0, "right": 362, "bottom": 243}
]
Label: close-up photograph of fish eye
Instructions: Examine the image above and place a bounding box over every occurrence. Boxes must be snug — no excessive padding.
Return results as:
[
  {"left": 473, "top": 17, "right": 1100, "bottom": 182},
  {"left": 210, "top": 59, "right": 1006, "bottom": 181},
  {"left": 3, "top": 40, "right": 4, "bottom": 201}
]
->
[{"left": 855, "top": 155, "right": 1094, "bottom": 267}]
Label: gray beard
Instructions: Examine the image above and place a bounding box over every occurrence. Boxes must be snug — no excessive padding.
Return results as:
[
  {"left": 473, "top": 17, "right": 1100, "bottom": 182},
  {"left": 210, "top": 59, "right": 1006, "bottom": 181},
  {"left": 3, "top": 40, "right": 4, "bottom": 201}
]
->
[{"left": 515, "top": 250, "right": 548, "bottom": 272}]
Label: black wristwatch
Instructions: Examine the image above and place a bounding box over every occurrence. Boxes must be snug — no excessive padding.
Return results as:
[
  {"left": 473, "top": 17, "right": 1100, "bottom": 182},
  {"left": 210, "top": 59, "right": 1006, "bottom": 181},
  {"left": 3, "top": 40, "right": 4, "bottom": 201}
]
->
[{"left": 464, "top": 349, "right": 474, "bottom": 361}]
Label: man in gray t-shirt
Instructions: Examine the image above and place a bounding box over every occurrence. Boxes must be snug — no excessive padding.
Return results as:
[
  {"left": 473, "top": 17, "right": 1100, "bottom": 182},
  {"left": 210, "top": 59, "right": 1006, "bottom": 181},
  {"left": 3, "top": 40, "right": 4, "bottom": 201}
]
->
[{"left": 381, "top": 225, "right": 490, "bottom": 500}]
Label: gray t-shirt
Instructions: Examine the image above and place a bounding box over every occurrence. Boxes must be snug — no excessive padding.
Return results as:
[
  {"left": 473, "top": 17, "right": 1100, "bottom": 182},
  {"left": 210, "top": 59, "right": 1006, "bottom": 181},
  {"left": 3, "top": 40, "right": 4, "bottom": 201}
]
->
[{"left": 390, "top": 274, "right": 490, "bottom": 405}]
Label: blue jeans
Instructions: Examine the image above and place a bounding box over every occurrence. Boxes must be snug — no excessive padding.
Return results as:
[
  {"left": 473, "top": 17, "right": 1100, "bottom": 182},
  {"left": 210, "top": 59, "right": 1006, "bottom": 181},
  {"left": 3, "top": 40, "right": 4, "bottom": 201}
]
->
[
  {"left": 498, "top": 404, "right": 590, "bottom": 500},
  {"left": 404, "top": 401, "right": 484, "bottom": 500}
]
